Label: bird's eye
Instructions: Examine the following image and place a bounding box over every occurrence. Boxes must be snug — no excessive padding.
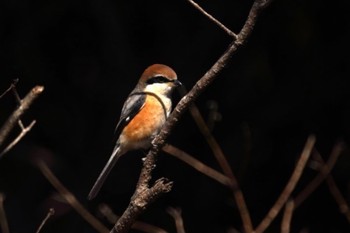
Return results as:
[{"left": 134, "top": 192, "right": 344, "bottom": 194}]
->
[{"left": 146, "top": 76, "right": 171, "bottom": 84}]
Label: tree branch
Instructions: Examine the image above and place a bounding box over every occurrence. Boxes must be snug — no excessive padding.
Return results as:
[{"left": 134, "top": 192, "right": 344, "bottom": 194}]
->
[
  {"left": 0, "top": 120, "right": 36, "bottom": 158},
  {"left": 187, "top": 0, "right": 237, "bottom": 39},
  {"left": 111, "top": 0, "right": 273, "bottom": 232},
  {"left": 167, "top": 207, "right": 186, "bottom": 233},
  {"left": 281, "top": 199, "right": 294, "bottom": 233},
  {"left": 294, "top": 143, "right": 343, "bottom": 208},
  {"left": 176, "top": 86, "right": 253, "bottom": 231},
  {"left": 0, "top": 193, "right": 9, "bottom": 233},
  {"left": 36, "top": 160, "right": 109, "bottom": 233},
  {"left": 0, "top": 85, "right": 44, "bottom": 149},
  {"left": 254, "top": 135, "right": 315, "bottom": 233},
  {"left": 36, "top": 208, "right": 55, "bottom": 233},
  {"left": 98, "top": 203, "right": 168, "bottom": 233}
]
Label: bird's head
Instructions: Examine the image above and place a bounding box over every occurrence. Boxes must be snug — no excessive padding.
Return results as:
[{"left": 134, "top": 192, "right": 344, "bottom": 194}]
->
[{"left": 139, "top": 64, "right": 181, "bottom": 96}]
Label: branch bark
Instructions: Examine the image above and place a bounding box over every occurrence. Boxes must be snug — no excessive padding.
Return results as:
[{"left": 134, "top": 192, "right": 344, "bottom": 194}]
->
[{"left": 0, "top": 85, "right": 44, "bottom": 149}]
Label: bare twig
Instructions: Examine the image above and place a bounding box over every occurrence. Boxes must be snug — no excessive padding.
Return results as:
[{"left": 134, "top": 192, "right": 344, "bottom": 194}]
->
[
  {"left": 167, "top": 207, "right": 185, "bottom": 233},
  {"left": 326, "top": 174, "right": 350, "bottom": 223},
  {"left": 0, "top": 120, "right": 36, "bottom": 157},
  {"left": 11, "top": 82, "right": 22, "bottom": 104},
  {"left": 162, "top": 144, "right": 231, "bottom": 186},
  {"left": 281, "top": 199, "right": 294, "bottom": 233},
  {"left": 294, "top": 143, "right": 343, "bottom": 207},
  {"left": 111, "top": 0, "right": 273, "bottom": 232},
  {"left": 36, "top": 208, "right": 55, "bottom": 233},
  {"left": 0, "top": 85, "right": 44, "bottom": 147},
  {"left": 98, "top": 204, "right": 168, "bottom": 233},
  {"left": 187, "top": 0, "right": 237, "bottom": 38},
  {"left": 36, "top": 160, "right": 109, "bottom": 233},
  {"left": 0, "top": 193, "right": 9, "bottom": 233},
  {"left": 0, "top": 79, "right": 18, "bottom": 99},
  {"left": 308, "top": 145, "right": 350, "bottom": 223},
  {"left": 254, "top": 135, "right": 316, "bottom": 233}
]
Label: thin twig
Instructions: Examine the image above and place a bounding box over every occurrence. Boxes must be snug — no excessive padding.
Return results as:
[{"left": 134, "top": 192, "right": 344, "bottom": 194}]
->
[
  {"left": 0, "top": 193, "right": 9, "bottom": 233},
  {"left": 98, "top": 204, "right": 168, "bottom": 233},
  {"left": 36, "top": 160, "right": 109, "bottom": 233},
  {"left": 0, "top": 85, "right": 44, "bottom": 147},
  {"left": 281, "top": 199, "right": 294, "bottom": 233},
  {"left": 326, "top": 174, "right": 350, "bottom": 223},
  {"left": 162, "top": 144, "right": 231, "bottom": 186},
  {"left": 111, "top": 0, "right": 273, "bottom": 232},
  {"left": 11, "top": 83, "right": 22, "bottom": 104},
  {"left": 36, "top": 208, "right": 55, "bottom": 233},
  {"left": 0, "top": 79, "right": 18, "bottom": 99},
  {"left": 167, "top": 207, "right": 186, "bottom": 233},
  {"left": 187, "top": 0, "right": 237, "bottom": 39},
  {"left": 254, "top": 135, "right": 316, "bottom": 233},
  {"left": 294, "top": 143, "right": 343, "bottom": 207},
  {"left": 0, "top": 120, "right": 36, "bottom": 158},
  {"left": 310, "top": 146, "right": 350, "bottom": 223}
]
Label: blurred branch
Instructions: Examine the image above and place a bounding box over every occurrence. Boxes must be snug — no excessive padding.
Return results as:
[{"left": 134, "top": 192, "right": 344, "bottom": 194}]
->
[
  {"left": 162, "top": 144, "right": 231, "bottom": 186},
  {"left": 111, "top": 0, "right": 273, "bottom": 232},
  {"left": 177, "top": 85, "right": 252, "bottom": 231},
  {"left": 36, "top": 208, "right": 55, "bottom": 233},
  {"left": 281, "top": 199, "right": 294, "bottom": 233},
  {"left": 0, "top": 193, "right": 9, "bottom": 233},
  {"left": 254, "top": 135, "right": 315, "bottom": 233},
  {"left": 326, "top": 172, "right": 350, "bottom": 223},
  {"left": 98, "top": 203, "right": 168, "bottom": 233},
  {"left": 167, "top": 207, "right": 185, "bottom": 233},
  {"left": 294, "top": 143, "right": 344, "bottom": 207},
  {"left": 36, "top": 160, "right": 109, "bottom": 233},
  {"left": 0, "top": 84, "right": 44, "bottom": 157},
  {"left": 306, "top": 145, "right": 350, "bottom": 223}
]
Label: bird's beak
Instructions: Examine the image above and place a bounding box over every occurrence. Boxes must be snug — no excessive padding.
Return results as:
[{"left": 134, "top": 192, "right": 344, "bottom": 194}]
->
[{"left": 174, "top": 80, "right": 182, "bottom": 87}]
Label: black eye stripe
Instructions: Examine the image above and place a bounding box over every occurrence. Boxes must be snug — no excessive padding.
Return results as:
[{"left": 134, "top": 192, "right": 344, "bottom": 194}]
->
[{"left": 146, "top": 76, "right": 172, "bottom": 84}]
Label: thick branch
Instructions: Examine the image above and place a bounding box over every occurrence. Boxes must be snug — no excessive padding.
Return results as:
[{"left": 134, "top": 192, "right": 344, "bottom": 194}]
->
[{"left": 111, "top": 179, "right": 172, "bottom": 233}]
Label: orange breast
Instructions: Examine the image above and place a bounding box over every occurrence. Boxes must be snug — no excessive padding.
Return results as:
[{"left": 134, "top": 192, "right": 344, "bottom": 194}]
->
[{"left": 122, "top": 94, "right": 167, "bottom": 148}]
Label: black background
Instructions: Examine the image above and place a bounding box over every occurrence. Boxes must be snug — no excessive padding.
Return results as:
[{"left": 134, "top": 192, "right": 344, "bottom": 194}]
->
[{"left": 1, "top": 0, "right": 350, "bottom": 232}]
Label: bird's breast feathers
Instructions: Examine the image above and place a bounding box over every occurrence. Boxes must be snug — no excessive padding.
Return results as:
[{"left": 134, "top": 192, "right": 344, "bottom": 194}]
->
[{"left": 119, "top": 93, "right": 171, "bottom": 150}]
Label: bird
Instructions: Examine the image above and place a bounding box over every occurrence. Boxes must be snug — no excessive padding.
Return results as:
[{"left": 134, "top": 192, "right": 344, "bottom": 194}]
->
[{"left": 88, "top": 64, "right": 181, "bottom": 200}]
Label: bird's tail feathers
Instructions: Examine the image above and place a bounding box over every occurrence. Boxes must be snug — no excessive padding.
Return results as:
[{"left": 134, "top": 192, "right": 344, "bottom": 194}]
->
[{"left": 88, "top": 145, "right": 122, "bottom": 200}]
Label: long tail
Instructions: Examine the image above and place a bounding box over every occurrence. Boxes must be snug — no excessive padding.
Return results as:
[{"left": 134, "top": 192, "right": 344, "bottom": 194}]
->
[{"left": 88, "top": 145, "right": 122, "bottom": 200}]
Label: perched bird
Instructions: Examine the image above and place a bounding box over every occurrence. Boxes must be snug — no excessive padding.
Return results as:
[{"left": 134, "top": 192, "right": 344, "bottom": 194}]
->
[{"left": 88, "top": 64, "right": 181, "bottom": 200}]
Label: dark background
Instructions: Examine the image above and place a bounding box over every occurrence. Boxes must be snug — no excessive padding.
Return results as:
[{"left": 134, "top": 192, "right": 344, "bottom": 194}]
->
[{"left": 1, "top": 0, "right": 350, "bottom": 232}]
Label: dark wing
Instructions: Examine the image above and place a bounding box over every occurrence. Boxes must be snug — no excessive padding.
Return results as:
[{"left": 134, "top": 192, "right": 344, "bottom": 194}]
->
[{"left": 114, "top": 92, "right": 146, "bottom": 138}]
